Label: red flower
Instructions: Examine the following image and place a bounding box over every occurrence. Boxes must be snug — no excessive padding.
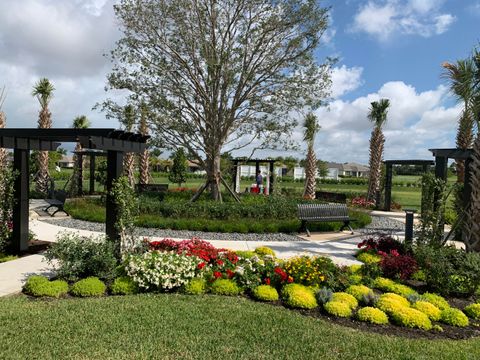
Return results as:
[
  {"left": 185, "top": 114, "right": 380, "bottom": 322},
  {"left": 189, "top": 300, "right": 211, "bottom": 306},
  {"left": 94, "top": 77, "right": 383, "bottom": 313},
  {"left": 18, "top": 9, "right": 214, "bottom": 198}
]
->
[
  {"left": 197, "top": 262, "right": 206, "bottom": 270},
  {"left": 287, "top": 276, "right": 294, "bottom": 283},
  {"left": 390, "top": 249, "right": 400, "bottom": 257},
  {"left": 213, "top": 271, "right": 222, "bottom": 279},
  {"left": 226, "top": 269, "right": 235, "bottom": 279},
  {"left": 264, "top": 278, "right": 271, "bottom": 285},
  {"left": 216, "top": 259, "right": 224, "bottom": 266}
]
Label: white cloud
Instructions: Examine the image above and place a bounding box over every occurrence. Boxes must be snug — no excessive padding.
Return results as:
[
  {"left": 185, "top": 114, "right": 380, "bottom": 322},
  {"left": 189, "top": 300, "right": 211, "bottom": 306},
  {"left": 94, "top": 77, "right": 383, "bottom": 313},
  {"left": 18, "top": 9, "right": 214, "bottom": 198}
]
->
[
  {"left": 350, "top": 0, "right": 455, "bottom": 41},
  {"left": 330, "top": 65, "right": 364, "bottom": 98}
]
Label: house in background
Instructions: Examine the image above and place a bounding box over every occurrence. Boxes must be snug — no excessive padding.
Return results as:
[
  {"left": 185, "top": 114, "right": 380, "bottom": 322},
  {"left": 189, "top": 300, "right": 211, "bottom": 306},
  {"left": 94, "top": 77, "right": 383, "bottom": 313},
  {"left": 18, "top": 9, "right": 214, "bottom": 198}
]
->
[
  {"left": 57, "top": 155, "right": 75, "bottom": 169},
  {"left": 326, "top": 162, "right": 369, "bottom": 180}
]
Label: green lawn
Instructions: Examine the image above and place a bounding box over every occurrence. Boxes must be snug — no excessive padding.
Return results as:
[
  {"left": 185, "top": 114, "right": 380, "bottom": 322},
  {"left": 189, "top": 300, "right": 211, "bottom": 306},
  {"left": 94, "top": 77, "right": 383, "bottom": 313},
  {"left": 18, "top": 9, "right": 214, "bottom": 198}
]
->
[{"left": 0, "top": 294, "right": 478, "bottom": 360}]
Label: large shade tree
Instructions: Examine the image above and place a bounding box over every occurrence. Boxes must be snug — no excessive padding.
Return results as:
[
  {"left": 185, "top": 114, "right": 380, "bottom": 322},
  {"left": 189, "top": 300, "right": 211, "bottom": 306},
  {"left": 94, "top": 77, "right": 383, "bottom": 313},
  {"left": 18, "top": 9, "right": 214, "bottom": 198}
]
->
[
  {"left": 366, "top": 99, "right": 390, "bottom": 203},
  {"left": 106, "top": 0, "right": 332, "bottom": 200},
  {"left": 302, "top": 112, "right": 320, "bottom": 199},
  {"left": 442, "top": 59, "right": 476, "bottom": 182},
  {"left": 32, "top": 78, "right": 55, "bottom": 195}
]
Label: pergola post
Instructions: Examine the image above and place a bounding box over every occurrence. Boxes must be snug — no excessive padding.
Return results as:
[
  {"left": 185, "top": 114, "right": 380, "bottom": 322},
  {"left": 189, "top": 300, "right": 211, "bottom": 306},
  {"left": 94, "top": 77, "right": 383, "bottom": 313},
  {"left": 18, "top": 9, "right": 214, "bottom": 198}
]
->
[
  {"left": 77, "top": 153, "right": 83, "bottom": 196},
  {"left": 255, "top": 162, "right": 260, "bottom": 177},
  {"left": 89, "top": 154, "right": 96, "bottom": 195},
  {"left": 269, "top": 161, "right": 275, "bottom": 195},
  {"left": 11, "top": 149, "right": 30, "bottom": 254},
  {"left": 106, "top": 150, "right": 124, "bottom": 245},
  {"left": 434, "top": 156, "right": 448, "bottom": 181},
  {"left": 384, "top": 163, "right": 393, "bottom": 211}
]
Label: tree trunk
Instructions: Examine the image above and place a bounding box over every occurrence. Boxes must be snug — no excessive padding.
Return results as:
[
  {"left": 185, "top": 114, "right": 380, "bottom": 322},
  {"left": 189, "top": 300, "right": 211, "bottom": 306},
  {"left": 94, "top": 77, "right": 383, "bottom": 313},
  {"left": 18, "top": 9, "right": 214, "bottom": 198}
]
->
[
  {"left": 463, "top": 134, "right": 480, "bottom": 252},
  {"left": 139, "top": 150, "right": 149, "bottom": 185},
  {"left": 0, "top": 111, "right": 7, "bottom": 170},
  {"left": 36, "top": 107, "right": 52, "bottom": 195},
  {"left": 367, "top": 128, "right": 385, "bottom": 202},
  {"left": 205, "top": 153, "right": 221, "bottom": 201},
  {"left": 123, "top": 153, "right": 135, "bottom": 188},
  {"left": 69, "top": 142, "right": 82, "bottom": 196},
  {"left": 455, "top": 111, "right": 474, "bottom": 183},
  {"left": 303, "top": 145, "right": 317, "bottom": 199}
]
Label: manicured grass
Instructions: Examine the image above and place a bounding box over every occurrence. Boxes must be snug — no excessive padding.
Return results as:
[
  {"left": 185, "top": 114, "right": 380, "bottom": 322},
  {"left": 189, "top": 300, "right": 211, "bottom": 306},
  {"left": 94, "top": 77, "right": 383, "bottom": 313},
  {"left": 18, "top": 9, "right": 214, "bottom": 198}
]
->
[
  {"left": 0, "top": 294, "right": 479, "bottom": 360},
  {"left": 0, "top": 253, "right": 18, "bottom": 263}
]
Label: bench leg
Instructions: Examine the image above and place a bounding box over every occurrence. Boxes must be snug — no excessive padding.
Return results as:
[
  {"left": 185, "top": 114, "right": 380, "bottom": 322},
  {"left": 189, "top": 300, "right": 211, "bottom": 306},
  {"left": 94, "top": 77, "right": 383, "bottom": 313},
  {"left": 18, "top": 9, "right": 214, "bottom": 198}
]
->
[
  {"left": 44, "top": 204, "right": 54, "bottom": 213},
  {"left": 340, "top": 221, "right": 354, "bottom": 235},
  {"left": 51, "top": 207, "right": 69, "bottom": 217},
  {"left": 300, "top": 220, "right": 311, "bottom": 237}
]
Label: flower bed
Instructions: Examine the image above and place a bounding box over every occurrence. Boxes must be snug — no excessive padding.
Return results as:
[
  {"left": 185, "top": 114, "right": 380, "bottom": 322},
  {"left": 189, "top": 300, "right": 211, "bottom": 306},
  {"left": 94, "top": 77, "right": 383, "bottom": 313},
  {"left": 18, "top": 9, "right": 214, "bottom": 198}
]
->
[{"left": 26, "top": 236, "right": 480, "bottom": 339}]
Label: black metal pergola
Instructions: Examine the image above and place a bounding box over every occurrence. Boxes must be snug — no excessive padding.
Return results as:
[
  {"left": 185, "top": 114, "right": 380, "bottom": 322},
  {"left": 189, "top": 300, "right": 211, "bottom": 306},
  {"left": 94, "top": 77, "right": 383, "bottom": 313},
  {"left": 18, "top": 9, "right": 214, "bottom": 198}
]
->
[
  {"left": 232, "top": 158, "right": 276, "bottom": 195},
  {"left": 73, "top": 149, "right": 107, "bottom": 196},
  {"left": 383, "top": 159, "right": 434, "bottom": 211},
  {"left": 0, "top": 128, "right": 149, "bottom": 254}
]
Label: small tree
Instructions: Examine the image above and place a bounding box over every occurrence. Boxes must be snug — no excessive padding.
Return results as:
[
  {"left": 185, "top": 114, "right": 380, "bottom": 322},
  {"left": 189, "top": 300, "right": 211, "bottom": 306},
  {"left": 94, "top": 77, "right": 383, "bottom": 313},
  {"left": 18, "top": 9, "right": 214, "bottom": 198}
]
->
[
  {"left": 303, "top": 113, "right": 320, "bottom": 199},
  {"left": 70, "top": 115, "right": 90, "bottom": 196},
  {"left": 169, "top": 148, "right": 187, "bottom": 188}
]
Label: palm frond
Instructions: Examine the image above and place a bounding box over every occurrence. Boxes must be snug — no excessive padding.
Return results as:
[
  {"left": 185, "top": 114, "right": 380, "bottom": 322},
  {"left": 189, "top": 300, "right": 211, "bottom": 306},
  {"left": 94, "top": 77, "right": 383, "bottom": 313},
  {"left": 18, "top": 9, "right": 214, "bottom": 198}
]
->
[
  {"left": 32, "top": 78, "right": 55, "bottom": 108},
  {"left": 303, "top": 112, "right": 320, "bottom": 143},
  {"left": 72, "top": 115, "right": 90, "bottom": 129},
  {"left": 367, "top": 99, "right": 390, "bottom": 128}
]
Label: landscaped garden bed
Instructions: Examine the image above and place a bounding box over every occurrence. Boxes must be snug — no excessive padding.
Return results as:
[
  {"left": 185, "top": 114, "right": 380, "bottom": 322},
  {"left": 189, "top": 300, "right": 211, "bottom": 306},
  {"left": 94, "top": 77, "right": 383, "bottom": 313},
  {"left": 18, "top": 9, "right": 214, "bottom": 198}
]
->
[{"left": 21, "top": 233, "right": 480, "bottom": 341}]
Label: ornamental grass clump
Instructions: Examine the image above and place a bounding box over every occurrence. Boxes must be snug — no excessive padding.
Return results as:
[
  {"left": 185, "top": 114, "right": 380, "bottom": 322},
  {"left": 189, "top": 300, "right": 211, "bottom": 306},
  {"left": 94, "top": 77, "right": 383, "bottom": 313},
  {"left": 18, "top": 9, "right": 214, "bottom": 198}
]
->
[
  {"left": 184, "top": 278, "right": 207, "bottom": 295},
  {"left": 110, "top": 276, "right": 139, "bottom": 295},
  {"left": 464, "top": 303, "right": 480, "bottom": 320},
  {"left": 345, "top": 285, "right": 372, "bottom": 301},
  {"left": 331, "top": 292, "right": 358, "bottom": 310},
  {"left": 315, "top": 287, "right": 333, "bottom": 305},
  {"left": 282, "top": 284, "right": 318, "bottom": 309},
  {"left": 324, "top": 301, "right": 352, "bottom": 318},
  {"left": 420, "top": 293, "right": 450, "bottom": 311},
  {"left": 252, "top": 285, "right": 279, "bottom": 302},
  {"left": 412, "top": 301, "right": 441, "bottom": 321},
  {"left": 356, "top": 307, "right": 389, "bottom": 325},
  {"left": 70, "top": 277, "right": 106, "bottom": 297},
  {"left": 23, "top": 276, "right": 68, "bottom": 298},
  {"left": 389, "top": 306, "right": 432, "bottom": 330},
  {"left": 440, "top": 308, "right": 469, "bottom": 327},
  {"left": 126, "top": 251, "right": 199, "bottom": 291},
  {"left": 210, "top": 279, "right": 241, "bottom": 296}
]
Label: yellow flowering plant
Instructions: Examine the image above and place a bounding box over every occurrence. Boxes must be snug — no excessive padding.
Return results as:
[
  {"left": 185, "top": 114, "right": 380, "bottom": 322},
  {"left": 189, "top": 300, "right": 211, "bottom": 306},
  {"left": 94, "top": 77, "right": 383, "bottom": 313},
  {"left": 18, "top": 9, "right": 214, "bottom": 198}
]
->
[{"left": 283, "top": 255, "right": 337, "bottom": 287}]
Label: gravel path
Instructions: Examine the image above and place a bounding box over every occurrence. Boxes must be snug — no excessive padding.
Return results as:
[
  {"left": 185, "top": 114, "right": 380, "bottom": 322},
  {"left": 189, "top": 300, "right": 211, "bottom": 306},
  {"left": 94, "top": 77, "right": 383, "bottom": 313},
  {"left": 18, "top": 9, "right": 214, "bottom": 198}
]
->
[{"left": 40, "top": 212, "right": 406, "bottom": 241}]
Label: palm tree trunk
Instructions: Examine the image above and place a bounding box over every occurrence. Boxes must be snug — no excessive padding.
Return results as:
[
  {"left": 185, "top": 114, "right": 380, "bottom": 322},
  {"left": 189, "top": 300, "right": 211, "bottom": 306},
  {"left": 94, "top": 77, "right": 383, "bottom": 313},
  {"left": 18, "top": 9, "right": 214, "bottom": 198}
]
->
[
  {"left": 303, "top": 145, "right": 317, "bottom": 199},
  {"left": 36, "top": 107, "right": 52, "bottom": 195},
  {"left": 123, "top": 153, "right": 135, "bottom": 188},
  {"left": 455, "top": 110, "right": 474, "bottom": 182},
  {"left": 463, "top": 134, "right": 480, "bottom": 252},
  {"left": 367, "top": 128, "right": 385, "bottom": 202},
  {"left": 138, "top": 114, "right": 149, "bottom": 185},
  {"left": 0, "top": 111, "right": 7, "bottom": 169}
]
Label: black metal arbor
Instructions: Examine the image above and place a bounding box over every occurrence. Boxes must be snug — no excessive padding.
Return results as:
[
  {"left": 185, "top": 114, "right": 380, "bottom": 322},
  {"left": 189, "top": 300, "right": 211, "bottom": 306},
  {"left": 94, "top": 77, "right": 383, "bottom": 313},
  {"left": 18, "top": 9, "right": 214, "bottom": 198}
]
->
[
  {"left": 0, "top": 128, "right": 149, "bottom": 254},
  {"left": 232, "top": 158, "right": 276, "bottom": 195},
  {"left": 383, "top": 159, "right": 434, "bottom": 211},
  {"left": 73, "top": 149, "right": 107, "bottom": 196}
]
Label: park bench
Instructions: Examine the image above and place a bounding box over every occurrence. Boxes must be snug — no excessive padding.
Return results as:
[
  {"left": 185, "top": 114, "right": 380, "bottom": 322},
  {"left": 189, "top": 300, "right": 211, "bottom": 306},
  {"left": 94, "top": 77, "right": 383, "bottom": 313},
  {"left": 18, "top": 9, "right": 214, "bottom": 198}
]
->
[
  {"left": 136, "top": 183, "right": 169, "bottom": 193},
  {"left": 315, "top": 191, "right": 347, "bottom": 203},
  {"left": 44, "top": 190, "right": 69, "bottom": 217},
  {"left": 298, "top": 203, "right": 354, "bottom": 237}
]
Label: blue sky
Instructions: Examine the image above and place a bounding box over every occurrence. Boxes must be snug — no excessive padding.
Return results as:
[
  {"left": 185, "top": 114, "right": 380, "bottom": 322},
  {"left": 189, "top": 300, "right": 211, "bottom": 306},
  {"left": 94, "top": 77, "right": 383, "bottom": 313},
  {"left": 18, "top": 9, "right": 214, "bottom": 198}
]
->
[{"left": 0, "top": 0, "right": 478, "bottom": 164}]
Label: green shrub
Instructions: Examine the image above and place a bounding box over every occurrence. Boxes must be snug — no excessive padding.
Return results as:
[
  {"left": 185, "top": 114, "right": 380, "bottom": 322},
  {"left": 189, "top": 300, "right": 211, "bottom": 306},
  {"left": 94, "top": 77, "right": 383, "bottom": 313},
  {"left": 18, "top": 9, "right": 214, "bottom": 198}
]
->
[
  {"left": 412, "top": 301, "right": 441, "bottom": 321},
  {"left": 348, "top": 274, "right": 363, "bottom": 285},
  {"left": 252, "top": 285, "right": 279, "bottom": 302},
  {"left": 440, "top": 308, "right": 469, "bottom": 327},
  {"left": 345, "top": 285, "right": 372, "bottom": 301},
  {"left": 23, "top": 276, "right": 68, "bottom": 298},
  {"left": 0, "top": 253, "right": 17, "bottom": 263},
  {"left": 372, "top": 277, "right": 416, "bottom": 297},
  {"left": 420, "top": 293, "right": 450, "bottom": 311},
  {"left": 283, "top": 255, "right": 337, "bottom": 287},
  {"left": 110, "top": 276, "right": 139, "bottom": 295},
  {"left": 43, "top": 233, "right": 117, "bottom": 282},
  {"left": 356, "top": 307, "right": 389, "bottom": 325},
  {"left": 347, "top": 264, "right": 362, "bottom": 274},
  {"left": 464, "top": 303, "right": 480, "bottom": 320},
  {"left": 254, "top": 247, "right": 276, "bottom": 257},
  {"left": 235, "top": 250, "right": 256, "bottom": 259},
  {"left": 23, "top": 275, "right": 49, "bottom": 294},
  {"left": 324, "top": 301, "right": 352, "bottom": 318},
  {"left": 70, "top": 277, "right": 106, "bottom": 297},
  {"left": 331, "top": 292, "right": 358, "bottom": 310},
  {"left": 390, "top": 307, "right": 432, "bottom": 330},
  {"left": 357, "top": 252, "right": 382, "bottom": 264},
  {"left": 282, "top": 284, "right": 318, "bottom": 309},
  {"left": 210, "top": 279, "right": 241, "bottom": 296},
  {"left": 375, "top": 293, "right": 410, "bottom": 315},
  {"left": 184, "top": 278, "right": 207, "bottom": 295},
  {"left": 411, "top": 270, "right": 426, "bottom": 282}
]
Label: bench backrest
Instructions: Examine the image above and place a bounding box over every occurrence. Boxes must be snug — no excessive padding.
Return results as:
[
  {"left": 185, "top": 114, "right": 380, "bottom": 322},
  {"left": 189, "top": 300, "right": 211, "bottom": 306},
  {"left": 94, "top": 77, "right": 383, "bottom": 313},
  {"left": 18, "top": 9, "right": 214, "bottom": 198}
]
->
[
  {"left": 315, "top": 191, "right": 347, "bottom": 203},
  {"left": 298, "top": 203, "right": 349, "bottom": 219},
  {"left": 53, "top": 190, "right": 67, "bottom": 204}
]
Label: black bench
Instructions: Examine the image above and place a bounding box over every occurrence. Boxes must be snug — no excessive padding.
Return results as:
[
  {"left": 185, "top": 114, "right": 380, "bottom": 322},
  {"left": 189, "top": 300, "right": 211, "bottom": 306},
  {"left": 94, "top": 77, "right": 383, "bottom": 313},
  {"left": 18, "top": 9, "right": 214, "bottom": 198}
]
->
[
  {"left": 298, "top": 203, "right": 354, "bottom": 236},
  {"left": 136, "top": 183, "right": 169, "bottom": 193},
  {"left": 44, "top": 190, "right": 69, "bottom": 217},
  {"left": 315, "top": 191, "right": 347, "bottom": 203}
]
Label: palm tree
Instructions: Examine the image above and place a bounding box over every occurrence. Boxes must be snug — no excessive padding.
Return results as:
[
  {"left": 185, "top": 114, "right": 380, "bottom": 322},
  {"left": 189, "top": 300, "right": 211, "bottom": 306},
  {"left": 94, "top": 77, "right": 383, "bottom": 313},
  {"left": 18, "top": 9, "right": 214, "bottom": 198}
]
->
[
  {"left": 121, "top": 105, "right": 136, "bottom": 187},
  {"left": 303, "top": 113, "right": 320, "bottom": 200},
  {"left": 70, "top": 115, "right": 90, "bottom": 195},
  {"left": 366, "top": 99, "right": 390, "bottom": 203},
  {"left": 138, "top": 103, "right": 150, "bottom": 185},
  {"left": 0, "top": 86, "right": 7, "bottom": 169},
  {"left": 442, "top": 59, "right": 475, "bottom": 182},
  {"left": 32, "top": 78, "right": 55, "bottom": 195},
  {"left": 463, "top": 49, "right": 480, "bottom": 252}
]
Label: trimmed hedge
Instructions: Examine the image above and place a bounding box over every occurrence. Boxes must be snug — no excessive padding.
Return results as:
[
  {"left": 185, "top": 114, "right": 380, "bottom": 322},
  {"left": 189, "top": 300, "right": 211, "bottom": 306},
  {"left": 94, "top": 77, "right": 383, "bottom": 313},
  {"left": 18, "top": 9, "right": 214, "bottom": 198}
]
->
[{"left": 70, "top": 277, "right": 106, "bottom": 297}]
